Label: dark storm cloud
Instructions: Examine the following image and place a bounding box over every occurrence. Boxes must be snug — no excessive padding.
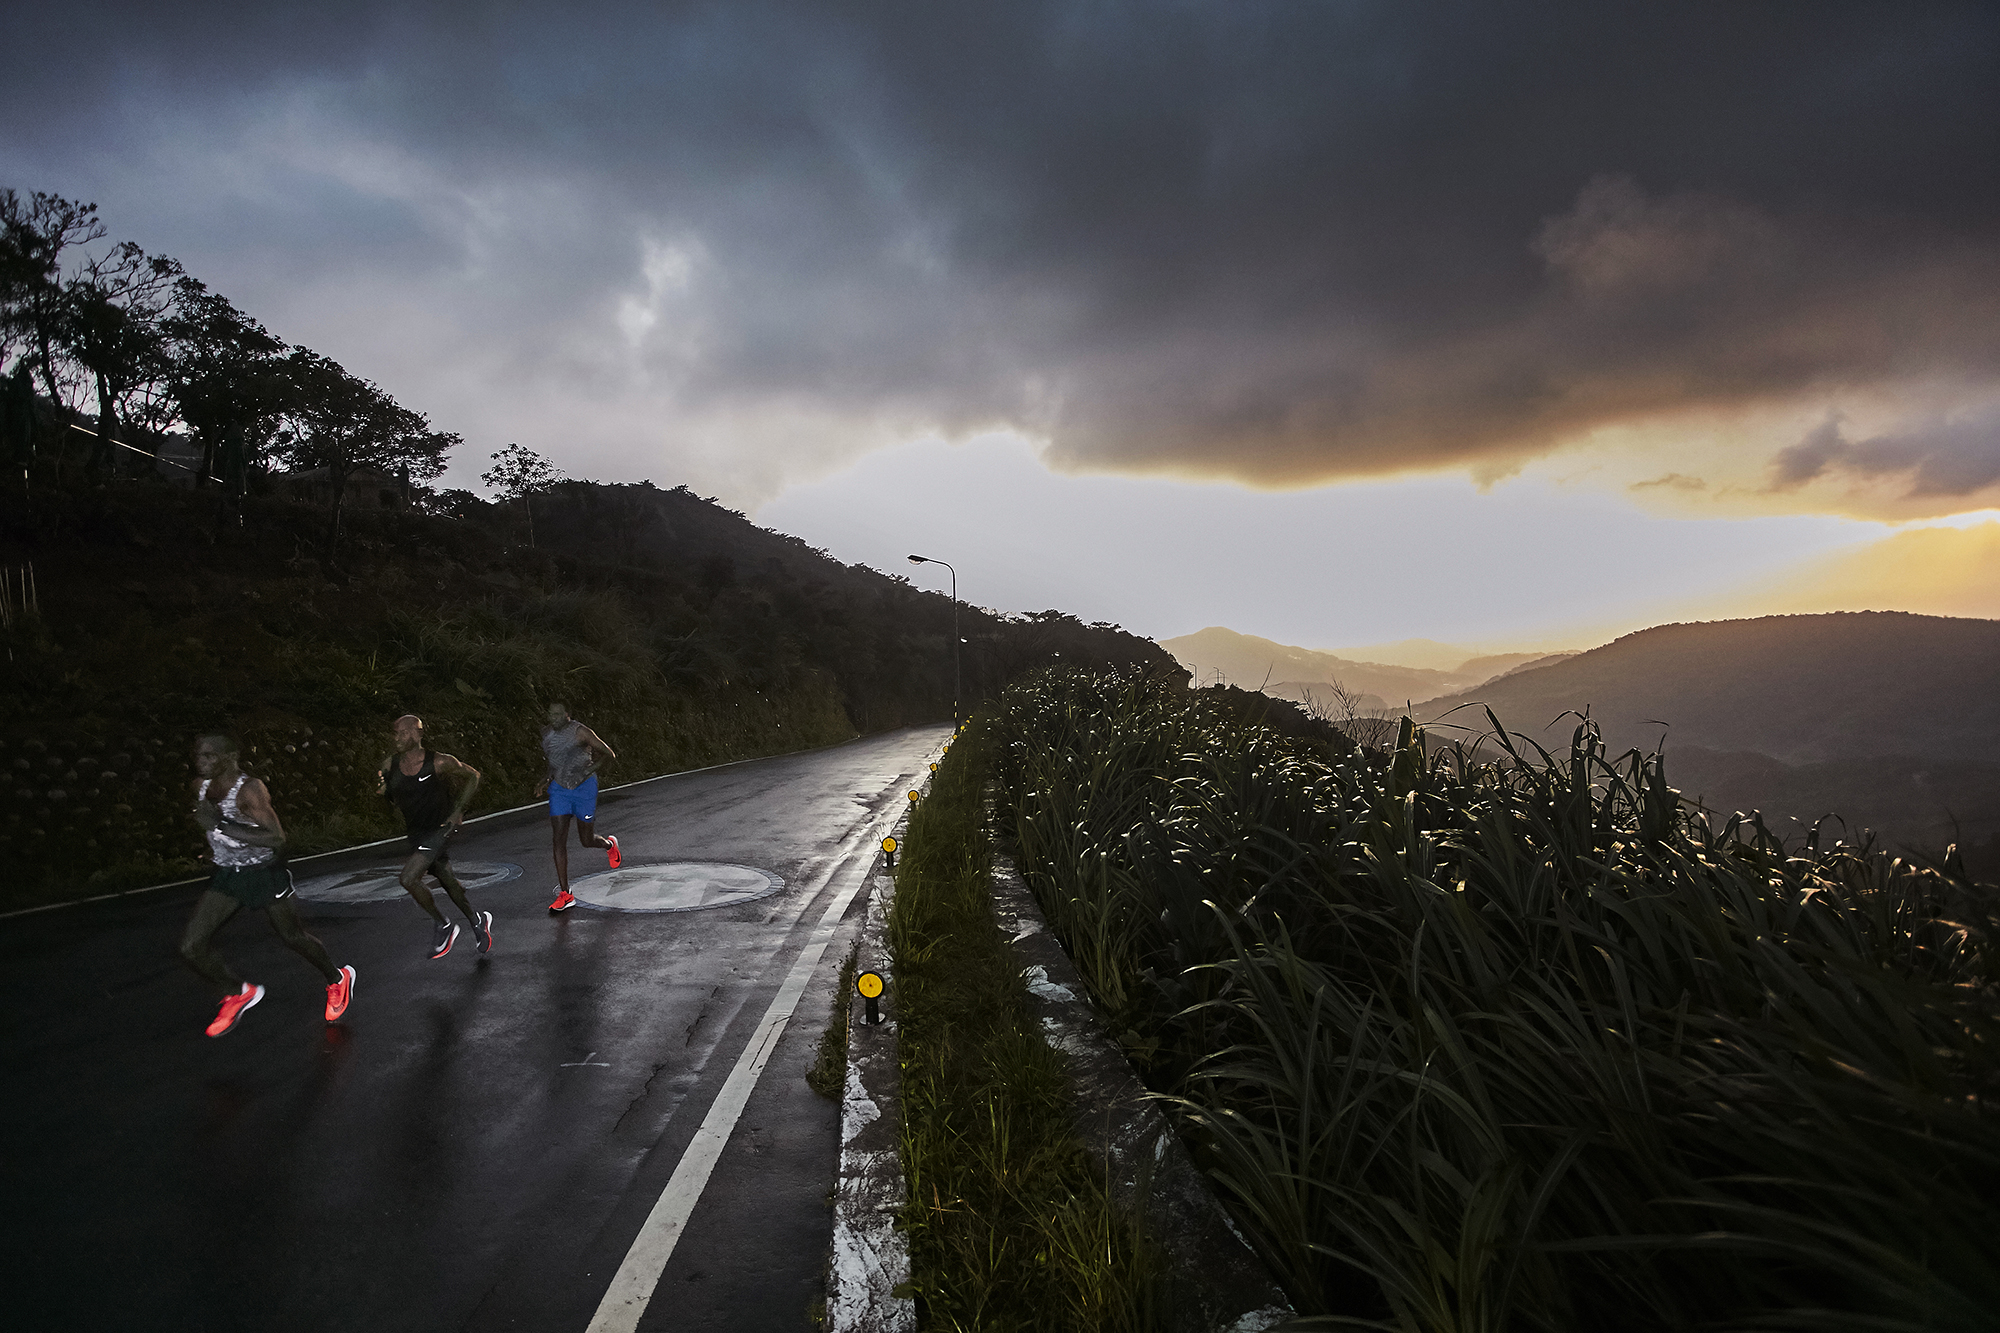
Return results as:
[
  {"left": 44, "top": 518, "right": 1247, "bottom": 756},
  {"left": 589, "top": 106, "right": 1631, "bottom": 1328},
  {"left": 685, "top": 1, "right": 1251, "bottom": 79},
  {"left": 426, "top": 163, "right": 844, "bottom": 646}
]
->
[
  {"left": 6, "top": 1, "right": 1999, "bottom": 489},
  {"left": 1769, "top": 409, "right": 2000, "bottom": 498}
]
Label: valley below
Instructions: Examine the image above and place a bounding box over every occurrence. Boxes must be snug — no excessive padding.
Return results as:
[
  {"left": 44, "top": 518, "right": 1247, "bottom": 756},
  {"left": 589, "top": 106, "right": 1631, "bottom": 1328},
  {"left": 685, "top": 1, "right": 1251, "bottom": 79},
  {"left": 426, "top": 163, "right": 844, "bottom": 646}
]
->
[{"left": 1169, "top": 614, "right": 2000, "bottom": 873}]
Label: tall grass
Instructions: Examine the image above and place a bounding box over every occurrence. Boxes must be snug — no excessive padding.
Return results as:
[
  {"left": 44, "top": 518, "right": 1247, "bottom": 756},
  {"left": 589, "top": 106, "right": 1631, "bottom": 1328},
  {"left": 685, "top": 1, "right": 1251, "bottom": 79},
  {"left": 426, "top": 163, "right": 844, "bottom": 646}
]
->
[
  {"left": 994, "top": 667, "right": 2000, "bottom": 1332},
  {"left": 889, "top": 720, "right": 1166, "bottom": 1331}
]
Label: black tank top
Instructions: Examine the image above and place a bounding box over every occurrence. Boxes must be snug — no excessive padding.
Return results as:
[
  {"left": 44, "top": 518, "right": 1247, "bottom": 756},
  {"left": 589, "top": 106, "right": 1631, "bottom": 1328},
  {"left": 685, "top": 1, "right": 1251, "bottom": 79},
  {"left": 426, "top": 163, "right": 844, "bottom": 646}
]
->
[{"left": 384, "top": 750, "right": 455, "bottom": 835}]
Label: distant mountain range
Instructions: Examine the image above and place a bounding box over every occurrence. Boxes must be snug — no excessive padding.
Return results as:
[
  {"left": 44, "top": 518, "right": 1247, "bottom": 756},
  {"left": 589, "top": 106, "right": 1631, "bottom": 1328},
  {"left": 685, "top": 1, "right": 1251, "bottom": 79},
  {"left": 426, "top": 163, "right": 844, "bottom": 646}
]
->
[
  {"left": 1160, "top": 627, "right": 1563, "bottom": 708},
  {"left": 1170, "top": 614, "right": 2000, "bottom": 865},
  {"left": 1310, "top": 637, "right": 1532, "bottom": 673},
  {"left": 1416, "top": 611, "right": 2000, "bottom": 861}
]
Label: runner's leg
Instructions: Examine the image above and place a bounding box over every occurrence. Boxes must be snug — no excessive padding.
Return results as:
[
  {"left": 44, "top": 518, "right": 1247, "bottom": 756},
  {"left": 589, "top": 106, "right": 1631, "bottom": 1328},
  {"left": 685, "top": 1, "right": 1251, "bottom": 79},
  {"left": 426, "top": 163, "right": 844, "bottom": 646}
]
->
[
  {"left": 179, "top": 890, "right": 244, "bottom": 991},
  {"left": 572, "top": 775, "right": 616, "bottom": 866},
  {"left": 551, "top": 814, "right": 573, "bottom": 891},
  {"left": 266, "top": 898, "right": 341, "bottom": 983},
  {"left": 430, "top": 859, "right": 479, "bottom": 923},
  {"left": 398, "top": 850, "right": 449, "bottom": 922}
]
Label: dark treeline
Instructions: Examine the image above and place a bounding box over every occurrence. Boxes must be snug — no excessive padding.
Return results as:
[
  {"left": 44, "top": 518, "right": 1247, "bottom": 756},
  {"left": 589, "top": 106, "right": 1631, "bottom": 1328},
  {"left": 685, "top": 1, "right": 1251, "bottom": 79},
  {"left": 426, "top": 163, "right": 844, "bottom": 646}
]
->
[
  {"left": 2, "top": 187, "right": 455, "bottom": 550},
  {"left": 0, "top": 187, "right": 1176, "bottom": 908}
]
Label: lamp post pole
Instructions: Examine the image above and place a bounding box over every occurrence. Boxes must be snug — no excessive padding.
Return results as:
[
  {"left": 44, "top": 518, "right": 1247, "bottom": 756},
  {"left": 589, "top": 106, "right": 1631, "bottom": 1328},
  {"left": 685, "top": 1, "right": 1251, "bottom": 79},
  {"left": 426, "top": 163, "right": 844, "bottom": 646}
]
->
[{"left": 908, "top": 554, "right": 959, "bottom": 726}]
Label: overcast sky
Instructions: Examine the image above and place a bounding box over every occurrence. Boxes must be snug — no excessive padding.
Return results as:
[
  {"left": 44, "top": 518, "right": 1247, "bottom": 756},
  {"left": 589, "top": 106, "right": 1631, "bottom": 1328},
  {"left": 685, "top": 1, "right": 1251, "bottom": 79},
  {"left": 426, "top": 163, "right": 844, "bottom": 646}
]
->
[{"left": 6, "top": 1, "right": 1997, "bottom": 652}]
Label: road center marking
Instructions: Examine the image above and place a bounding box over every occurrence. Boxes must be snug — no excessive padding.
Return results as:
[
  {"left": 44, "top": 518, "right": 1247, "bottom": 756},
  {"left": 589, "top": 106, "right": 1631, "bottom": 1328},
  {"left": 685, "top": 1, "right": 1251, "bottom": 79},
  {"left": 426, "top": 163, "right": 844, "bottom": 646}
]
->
[
  {"left": 568, "top": 861, "right": 783, "bottom": 913},
  {"left": 583, "top": 801, "right": 906, "bottom": 1333},
  {"left": 294, "top": 860, "right": 523, "bottom": 903}
]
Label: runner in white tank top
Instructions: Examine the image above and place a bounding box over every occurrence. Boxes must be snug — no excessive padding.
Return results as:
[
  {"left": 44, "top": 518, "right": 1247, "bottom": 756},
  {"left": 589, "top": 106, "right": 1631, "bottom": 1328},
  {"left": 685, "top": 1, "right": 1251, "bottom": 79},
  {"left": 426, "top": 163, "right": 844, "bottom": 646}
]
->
[{"left": 180, "top": 733, "right": 356, "bottom": 1037}]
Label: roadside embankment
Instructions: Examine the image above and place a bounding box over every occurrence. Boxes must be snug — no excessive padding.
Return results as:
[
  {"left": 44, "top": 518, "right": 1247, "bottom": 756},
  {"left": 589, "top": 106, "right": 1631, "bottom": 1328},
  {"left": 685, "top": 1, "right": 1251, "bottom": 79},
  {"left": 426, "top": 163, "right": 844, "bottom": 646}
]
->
[
  {"left": 880, "top": 720, "right": 1170, "bottom": 1330},
  {"left": 992, "top": 665, "right": 2000, "bottom": 1330}
]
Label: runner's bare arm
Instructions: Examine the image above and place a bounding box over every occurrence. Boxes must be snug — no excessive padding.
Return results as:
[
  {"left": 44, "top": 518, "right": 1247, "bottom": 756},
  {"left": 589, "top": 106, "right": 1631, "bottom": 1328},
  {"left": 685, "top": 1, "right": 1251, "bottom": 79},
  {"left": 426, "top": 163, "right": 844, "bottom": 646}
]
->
[
  {"left": 227, "top": 778, "right": 288, "bottom": 849},
  {"left": 192, "top": 778, "right": 223, "bottom": 831},
  {"left": 433, "top": 753, "right": 482, "bottom": 826},
  {"left": 578, "top": 725, "right": 617, "bottom": 765}
]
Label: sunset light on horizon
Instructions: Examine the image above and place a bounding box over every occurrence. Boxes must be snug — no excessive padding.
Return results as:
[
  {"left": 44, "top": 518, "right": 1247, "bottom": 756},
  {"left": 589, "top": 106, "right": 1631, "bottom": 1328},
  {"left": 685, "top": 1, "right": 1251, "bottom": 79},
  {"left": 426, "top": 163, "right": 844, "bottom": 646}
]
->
[{"left": 4, "top": 1, "right": 1995, "bottom": 651}]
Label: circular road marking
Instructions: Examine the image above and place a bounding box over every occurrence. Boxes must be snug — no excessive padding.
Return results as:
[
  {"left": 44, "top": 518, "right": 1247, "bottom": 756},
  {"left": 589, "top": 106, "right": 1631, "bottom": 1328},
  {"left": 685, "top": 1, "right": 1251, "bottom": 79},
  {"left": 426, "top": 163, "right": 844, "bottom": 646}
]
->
[
  {"left": 568, "top": 862, "right": 784, "bottom": 913},
  {"left": 294, "top": 860, "right": 524, "bottom": 903}
]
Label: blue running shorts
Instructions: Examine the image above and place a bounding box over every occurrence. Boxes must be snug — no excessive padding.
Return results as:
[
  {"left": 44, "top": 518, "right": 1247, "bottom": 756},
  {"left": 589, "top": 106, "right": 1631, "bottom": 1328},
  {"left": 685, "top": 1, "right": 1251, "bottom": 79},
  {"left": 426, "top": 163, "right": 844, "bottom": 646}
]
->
[{"left": 548, "top": 774, "right": 599, "bottom": 821}]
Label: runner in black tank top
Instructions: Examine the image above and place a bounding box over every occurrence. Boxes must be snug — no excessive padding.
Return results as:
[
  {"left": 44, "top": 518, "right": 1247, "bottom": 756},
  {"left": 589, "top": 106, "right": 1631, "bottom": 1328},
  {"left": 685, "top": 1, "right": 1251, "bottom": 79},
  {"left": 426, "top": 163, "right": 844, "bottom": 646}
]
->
[{"left": 378, "top": 714, "right": 491, "bottom": 960}]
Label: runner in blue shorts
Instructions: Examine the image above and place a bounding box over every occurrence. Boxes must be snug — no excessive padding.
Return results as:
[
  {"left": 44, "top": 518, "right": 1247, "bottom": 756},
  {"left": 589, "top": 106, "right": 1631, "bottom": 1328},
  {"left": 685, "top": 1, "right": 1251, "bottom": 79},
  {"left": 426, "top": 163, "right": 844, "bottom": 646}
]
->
[{"left": 536, "top": 701, "right": 620, "bottom": 913}]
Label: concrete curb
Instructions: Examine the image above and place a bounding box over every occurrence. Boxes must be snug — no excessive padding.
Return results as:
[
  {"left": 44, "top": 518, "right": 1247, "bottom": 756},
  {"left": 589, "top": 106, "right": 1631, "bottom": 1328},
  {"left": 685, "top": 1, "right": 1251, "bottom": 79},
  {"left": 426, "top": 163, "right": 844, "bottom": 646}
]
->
[
  {"left": 991, "top": 854, "right": 1295, "bottom": 1333},
  {"left": 826, "top": 804, "right": 917, "bottom": 1333}
]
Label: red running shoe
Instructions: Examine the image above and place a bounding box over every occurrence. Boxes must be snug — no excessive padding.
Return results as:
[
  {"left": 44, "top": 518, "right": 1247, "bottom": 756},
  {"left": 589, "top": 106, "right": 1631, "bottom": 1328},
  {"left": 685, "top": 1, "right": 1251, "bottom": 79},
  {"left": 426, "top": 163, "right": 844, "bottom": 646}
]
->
[
  {"left": 324, "top": 965, "right": 356, "bottom": 1022},
  {"left": 604, "top": 834, "right": 621, "bottom": 869},
  {"left": 548, "top": 889, "right": 577, "bottom": 913},
  {"left": 206, "top": 983, "right": 265, "bottom": 1037}
]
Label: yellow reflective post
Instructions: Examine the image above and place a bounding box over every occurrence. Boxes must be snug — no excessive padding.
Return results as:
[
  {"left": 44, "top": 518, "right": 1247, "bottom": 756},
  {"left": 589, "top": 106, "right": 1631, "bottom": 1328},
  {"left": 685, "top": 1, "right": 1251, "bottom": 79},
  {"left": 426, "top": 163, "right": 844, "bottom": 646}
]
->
[
  {"left": 881, "top": 835, "right": 897, "bottom": 868},
  {"left": 856, "top": 970, "right": 886, "bottom": 1024},
  {"left": 907, "top": 790, "right": 920, "bottom": 803}
]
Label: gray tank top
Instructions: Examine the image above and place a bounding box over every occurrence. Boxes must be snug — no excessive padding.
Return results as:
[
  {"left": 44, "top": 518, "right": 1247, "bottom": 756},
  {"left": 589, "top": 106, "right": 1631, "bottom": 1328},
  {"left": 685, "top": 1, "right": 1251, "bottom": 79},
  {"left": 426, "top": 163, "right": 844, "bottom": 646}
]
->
[
  {"left": 203, "top": 774, "right": 274, "bottom": 868},
  {"left": 542, "top": 720, "right": 594, "bottom": 789}
]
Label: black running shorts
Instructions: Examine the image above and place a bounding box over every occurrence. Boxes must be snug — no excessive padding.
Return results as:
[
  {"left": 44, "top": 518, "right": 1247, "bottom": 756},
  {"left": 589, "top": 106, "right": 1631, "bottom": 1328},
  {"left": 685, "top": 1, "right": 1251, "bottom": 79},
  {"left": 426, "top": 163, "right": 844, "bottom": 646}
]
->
[
  {"left": 407, "top": 824, "right": 454, "bottom": 867},
  {"left": 209, "top": 863, "right": 296, "bottom": 909}
]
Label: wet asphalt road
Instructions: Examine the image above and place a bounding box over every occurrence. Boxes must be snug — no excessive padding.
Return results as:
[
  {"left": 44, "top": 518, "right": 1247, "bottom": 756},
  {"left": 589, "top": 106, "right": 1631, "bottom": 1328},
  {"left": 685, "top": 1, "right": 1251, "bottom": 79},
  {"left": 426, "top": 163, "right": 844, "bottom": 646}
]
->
[{"left": 0, "top": 726, "right": 946, "bottom": 1333}]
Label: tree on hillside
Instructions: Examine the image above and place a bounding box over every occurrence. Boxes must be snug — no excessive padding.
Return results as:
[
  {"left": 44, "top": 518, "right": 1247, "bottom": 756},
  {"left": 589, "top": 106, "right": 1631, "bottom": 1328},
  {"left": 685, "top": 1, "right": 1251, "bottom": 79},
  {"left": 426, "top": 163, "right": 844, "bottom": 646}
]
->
[
  {"left": 480, "top": 442, "right": 562, "bottom": 546},
  {"left": 58, "top": 241, "right": 182, "bottom": 478},
  {"left": 0, "top": 191, "right": 104, "bottom": 412},
  {"left": 160, "top": 277, "right": 290, "bottom": 494},
  {"left": 274, "top": 348, "right": 455, "bottom": 556}
]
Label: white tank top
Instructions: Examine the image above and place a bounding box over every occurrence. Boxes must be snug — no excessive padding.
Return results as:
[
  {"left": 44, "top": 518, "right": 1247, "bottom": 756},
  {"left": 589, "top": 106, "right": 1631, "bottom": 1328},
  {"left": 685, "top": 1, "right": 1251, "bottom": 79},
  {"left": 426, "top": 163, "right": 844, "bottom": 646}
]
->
[{"left": 203, "top": 774, "right": 274, "bottom": 868}]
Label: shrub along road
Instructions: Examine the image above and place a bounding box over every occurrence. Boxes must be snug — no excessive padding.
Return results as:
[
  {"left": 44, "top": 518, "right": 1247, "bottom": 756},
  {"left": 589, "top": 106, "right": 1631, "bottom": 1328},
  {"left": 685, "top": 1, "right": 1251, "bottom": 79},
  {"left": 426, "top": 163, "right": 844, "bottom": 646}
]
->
[{"left": 0, "top": 725, "right": 947, "bottom": 1333}]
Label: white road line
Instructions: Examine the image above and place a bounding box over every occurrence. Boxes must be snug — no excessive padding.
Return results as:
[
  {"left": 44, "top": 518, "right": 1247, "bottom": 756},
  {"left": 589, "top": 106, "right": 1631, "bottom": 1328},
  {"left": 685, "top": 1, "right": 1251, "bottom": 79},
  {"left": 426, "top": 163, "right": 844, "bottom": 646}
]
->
[{"left": 583, "top": 800, "right": 908, "bottom": 1333}]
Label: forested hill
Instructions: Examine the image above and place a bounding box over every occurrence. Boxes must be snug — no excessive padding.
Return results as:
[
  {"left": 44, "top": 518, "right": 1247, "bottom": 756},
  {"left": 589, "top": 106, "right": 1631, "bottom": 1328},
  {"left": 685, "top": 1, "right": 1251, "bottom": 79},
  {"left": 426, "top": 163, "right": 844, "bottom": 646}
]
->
[
  {"left": 0, "top": 477, "right": 1174, "bottom": 908},
  {"left": 1415, "top": 611, "right": 2000, "bottom": 863}
]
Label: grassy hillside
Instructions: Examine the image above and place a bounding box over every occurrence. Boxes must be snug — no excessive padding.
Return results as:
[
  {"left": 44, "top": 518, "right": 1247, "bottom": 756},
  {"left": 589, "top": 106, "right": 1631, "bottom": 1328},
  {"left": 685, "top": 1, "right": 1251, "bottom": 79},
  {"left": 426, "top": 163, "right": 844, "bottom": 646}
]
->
[
  {"left": 1415, "top": 611, "right": 2000, "bottom": 860},
  {"left": 995, "top": 666, "right": 1999, "bottom": 1329},
  {"left": 0, "top": 474, "right": 1173, "bottom": 910}
]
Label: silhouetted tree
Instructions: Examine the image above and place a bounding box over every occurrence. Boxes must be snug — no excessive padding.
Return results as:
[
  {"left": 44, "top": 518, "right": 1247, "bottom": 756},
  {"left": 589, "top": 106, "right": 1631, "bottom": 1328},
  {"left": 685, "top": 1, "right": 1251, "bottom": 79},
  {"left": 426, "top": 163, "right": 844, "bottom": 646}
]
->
[
  {"left": 274, "top": 349, "right": 455, "bottom": 557},
  {"left": 160, "top": 277, "right": 290, "bottom": 483},
  {"left": 0, "top": 191, "right": 103, "bottom": 411},
  {"left": 480, "top": 442, "right": 562, "bottom": 546},
  {"left": 59, "top": 241, "right": 182, "bottom": 478}
]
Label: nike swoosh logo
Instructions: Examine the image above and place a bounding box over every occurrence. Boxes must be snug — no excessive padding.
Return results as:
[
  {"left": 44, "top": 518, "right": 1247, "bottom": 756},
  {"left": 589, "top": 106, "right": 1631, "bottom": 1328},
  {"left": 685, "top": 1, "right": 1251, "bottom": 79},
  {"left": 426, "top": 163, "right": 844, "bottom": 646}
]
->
[{"left": 418, "top": 775, "right": 432, "bottom": 782}]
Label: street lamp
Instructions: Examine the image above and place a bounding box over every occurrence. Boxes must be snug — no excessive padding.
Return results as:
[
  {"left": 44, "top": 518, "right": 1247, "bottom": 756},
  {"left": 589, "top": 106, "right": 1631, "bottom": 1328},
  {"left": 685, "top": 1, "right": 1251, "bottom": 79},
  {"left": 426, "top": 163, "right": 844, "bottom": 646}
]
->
[{"left": 907, "top": 554, "right": 959, "bottom": 726}]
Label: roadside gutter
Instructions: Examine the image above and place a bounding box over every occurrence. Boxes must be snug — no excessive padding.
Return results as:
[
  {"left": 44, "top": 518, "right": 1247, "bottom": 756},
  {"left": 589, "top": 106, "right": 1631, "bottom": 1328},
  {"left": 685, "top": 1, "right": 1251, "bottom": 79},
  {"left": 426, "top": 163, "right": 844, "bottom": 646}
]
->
[
  {"left": 825, "top": 805, "right": 916, "bottom": 1333},
  {"left": 991, "top": 854, "right": 1294, "bottom": 1333},
  {"left": 825, "top": 793, "right": 1295, "bottom": 1332}
]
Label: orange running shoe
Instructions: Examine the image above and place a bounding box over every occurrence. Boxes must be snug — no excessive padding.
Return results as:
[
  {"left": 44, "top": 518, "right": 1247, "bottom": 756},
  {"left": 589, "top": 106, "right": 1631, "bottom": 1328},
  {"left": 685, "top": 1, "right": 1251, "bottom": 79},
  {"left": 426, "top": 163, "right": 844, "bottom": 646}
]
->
[
  {"left": 206, "top": 983, "right": 265, "bottom": 1037},
  {"left": 604, "top": 834, "right": 621, "bottom": 869},
  {"left": 325, "top": 965, "right": 356, "bottom": 1022},
  {"left": 548, "top": 889, "right": 577, "bottom": 913}
]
